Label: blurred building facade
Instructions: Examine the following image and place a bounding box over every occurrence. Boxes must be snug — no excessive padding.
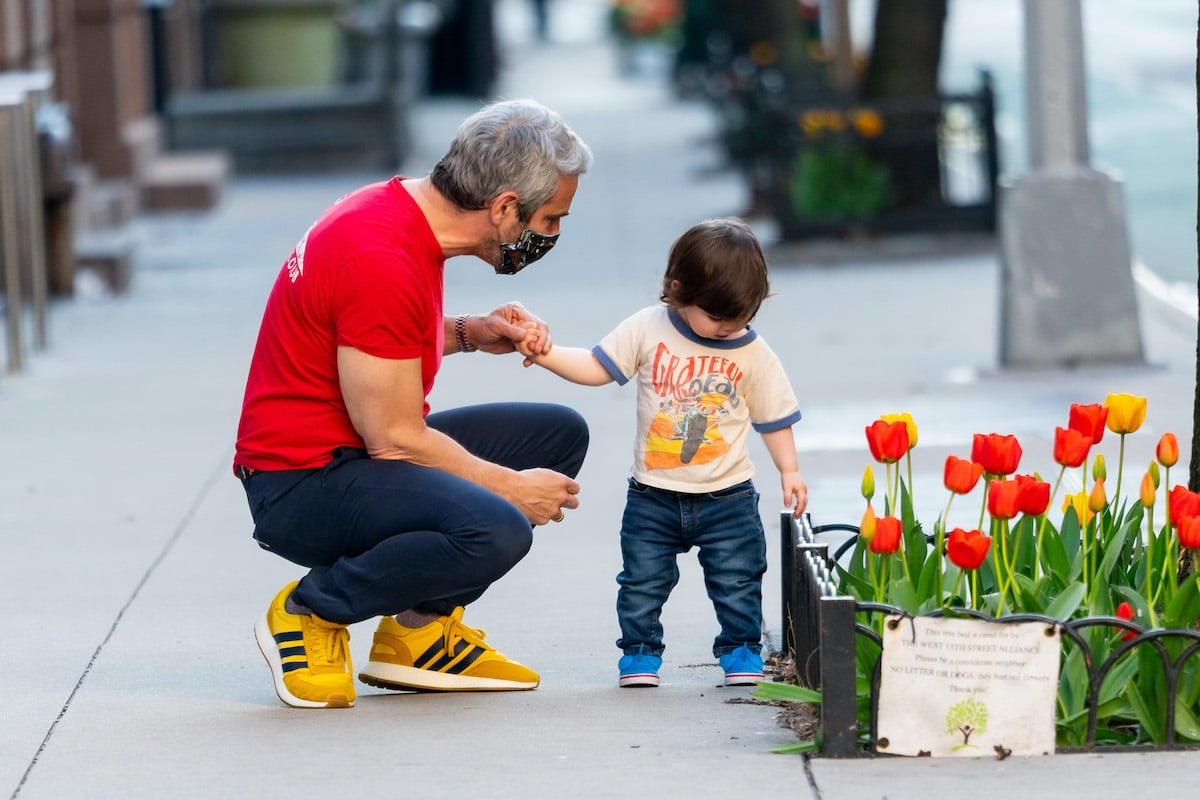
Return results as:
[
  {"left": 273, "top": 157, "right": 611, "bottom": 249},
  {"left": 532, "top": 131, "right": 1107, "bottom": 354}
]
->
[{"left": 0, "top": 0, "right": 227, "bottom": 306}]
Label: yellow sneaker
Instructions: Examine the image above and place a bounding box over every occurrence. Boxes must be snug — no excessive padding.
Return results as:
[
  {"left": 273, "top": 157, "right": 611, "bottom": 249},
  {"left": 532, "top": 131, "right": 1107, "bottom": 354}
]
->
[
  {"left": 254, "top": 581, "right": 356, "bottom": 708},
  {"left": 358, "top": 607, "right": 539, "bottom": 692}
]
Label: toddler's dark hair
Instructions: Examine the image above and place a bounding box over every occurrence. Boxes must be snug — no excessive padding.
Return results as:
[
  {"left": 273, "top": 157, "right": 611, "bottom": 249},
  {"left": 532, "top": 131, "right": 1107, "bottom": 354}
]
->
[{"left": 659, "top": 217, "right": 770, "bottom": 322}]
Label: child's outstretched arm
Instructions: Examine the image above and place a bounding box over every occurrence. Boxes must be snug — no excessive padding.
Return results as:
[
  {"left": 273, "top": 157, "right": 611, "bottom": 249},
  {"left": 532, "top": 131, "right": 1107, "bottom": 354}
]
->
[
  {"left": 761, "top": 427, "right": 808, "bottom": 518},
  {"left": 522, "top": 339, "right": 614, "bottom": 386}
]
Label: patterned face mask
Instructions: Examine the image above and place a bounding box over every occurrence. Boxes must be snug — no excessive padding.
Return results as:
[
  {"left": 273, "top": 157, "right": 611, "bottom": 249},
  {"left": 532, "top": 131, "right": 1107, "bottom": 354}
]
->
[{"left": 496, "top": 228, "right": 559, "bottom": 275}]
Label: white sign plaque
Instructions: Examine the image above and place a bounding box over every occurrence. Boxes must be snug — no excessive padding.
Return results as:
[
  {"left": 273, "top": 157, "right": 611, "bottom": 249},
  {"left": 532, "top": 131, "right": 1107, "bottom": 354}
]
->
[{"left": 876, "top": 615, "right": 1060, "bottom": 757}]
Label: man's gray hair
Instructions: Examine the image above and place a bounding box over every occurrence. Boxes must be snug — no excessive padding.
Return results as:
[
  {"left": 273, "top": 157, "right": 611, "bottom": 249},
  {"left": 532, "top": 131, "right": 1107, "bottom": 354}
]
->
[{"left": 430, "top": 99, "right": 593, "bottom": 219}]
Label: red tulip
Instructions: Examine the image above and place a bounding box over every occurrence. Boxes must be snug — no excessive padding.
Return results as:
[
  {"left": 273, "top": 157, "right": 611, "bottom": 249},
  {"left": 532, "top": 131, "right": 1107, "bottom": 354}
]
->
[
  {"left": 1168, "top": 485, "right": 1200, "bottom": 528},
  {"left": 1157, "top": 433, "right": 1179, "bottom": 468},
  {"left": 1115, "top": 602, "right": 1137, "bottom": 642},
  {"left": 1053, "top": 426, "right": 1091, "bottom": 468},
  {"left": 869, "top": 515, "right": 902, "bottom": 555},
  {"left": 971, "top": 433, "right": 1022, "bottom": 476},
  {"left": 946, "top": 528, "right": 990, "bottom": 571},
  {"left": 1179, "top": 517, "right": 1200, "bottom": 550},
  {"left": 987, "top": 479, "right": 1022, "bottom": 520},
  {"left": 865, "top": 420, "right": 909, "bottom": 464},
  {"left": 1068, "top": 403, "right": 1108, "bottom": 444},
  {"left": 943, "top": 455, "right": 984, "bottom": 495},
  {"left": 1014, "top": 474, "right": 1051, "bottom": 516}
]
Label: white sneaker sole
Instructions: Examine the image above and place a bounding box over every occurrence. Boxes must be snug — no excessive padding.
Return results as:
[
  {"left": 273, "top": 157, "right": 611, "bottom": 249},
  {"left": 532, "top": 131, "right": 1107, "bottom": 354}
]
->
[
  {"left": 618, "top": 673, "right": 660, "bottom": 688},
  {"left": 358, "top": 660, "right": 539, "bottom": 692},
  {"left": 723, "top": 673, "right": 764, "bottom": 687},
  {"left": 254, "top": 614, "right": 354, "bottom": 708}
]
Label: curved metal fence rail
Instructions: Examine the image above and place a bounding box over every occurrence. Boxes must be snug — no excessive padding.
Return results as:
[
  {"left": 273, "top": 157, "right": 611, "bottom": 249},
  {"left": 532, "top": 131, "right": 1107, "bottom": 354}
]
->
[{"left": 779, "top": 512, "right": 1200, "bottom": 757}]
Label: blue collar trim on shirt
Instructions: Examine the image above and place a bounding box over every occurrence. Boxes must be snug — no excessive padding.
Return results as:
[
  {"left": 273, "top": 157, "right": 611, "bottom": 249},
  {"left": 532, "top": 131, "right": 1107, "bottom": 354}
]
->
[{"left": 666, "top": 307, "right": 757, "bottom": 349}]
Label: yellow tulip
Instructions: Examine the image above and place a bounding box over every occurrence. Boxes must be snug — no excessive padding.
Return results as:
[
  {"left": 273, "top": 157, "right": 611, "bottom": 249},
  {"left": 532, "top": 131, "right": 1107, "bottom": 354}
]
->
[
  {"left": 861, "top": 465, "right": 875, "bottom": 501},
  {"left": 881, "top": 412, "right": 918, "bottom": 450},
  {"left": 1104, "top": 393, "right": 1147, "bottom": 434},
  {"left": 1063, "top": 490, "right": 1095, "bottom": 527},
  {"left": 1140, "top": 472, "right": 1156, "bottom": 508}
]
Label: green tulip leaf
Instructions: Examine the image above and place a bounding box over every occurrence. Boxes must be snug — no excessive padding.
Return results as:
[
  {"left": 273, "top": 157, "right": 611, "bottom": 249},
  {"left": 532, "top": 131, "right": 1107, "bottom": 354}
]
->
[
  {"left": 889, "top": 576, "right": 920, "bottom": 614},
  {"left": 769, "top": 740, "right": 821, "bottom": 754},
  {"left": 753, "top": 681, "right": 822, "bottom": 704},
  {"left": 1096, "top": 524, "right": 1131, "bottom": 585},
  {"left": 1163, "top": 572, "right": 1200, "bottom": 629},
  {"left": 1097, "top": 653, "right": 1140, "bottom": 706},
  {"left": 1011, "top": 573, "right": 1039, "bottom": 613},
  {"left": 1173, "top": 695, "right": 1200, "bottom": 742},
  {"left": 1045, "top": 582, "right": 1086, "bottom": 621},
  {"left": 1059, "top": 509, "right": 1082, "bottom": 565},
  {"left": 916, "top": 550, "right": 940, "bottom": 604},
  {"left": 1042, "top": 525, "right": 1071, "bottom": 586},
  {"left": 1125, "top": 680, "right": 1165, "bottom": 743}
]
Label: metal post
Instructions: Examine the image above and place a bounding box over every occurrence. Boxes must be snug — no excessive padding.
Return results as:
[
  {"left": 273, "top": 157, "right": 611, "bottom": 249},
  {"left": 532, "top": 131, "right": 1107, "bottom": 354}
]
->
[
  {"left": 780, "top": 511, "right": 797, "bottom": 657},
  {"left": 0, "top": 94, "right": 23, "bottom": 372},
  {"left": 16, "top": 93, "right": 48, "bottom": 349},
  {"left": 0, "top": 72, "right": 53, "bottom": 351},
  {"left": 998, "top": 0, "right": 1142, "bottom": 367},
  {"left": 819, "top": 595, "right": 859, "bottom": 757}
]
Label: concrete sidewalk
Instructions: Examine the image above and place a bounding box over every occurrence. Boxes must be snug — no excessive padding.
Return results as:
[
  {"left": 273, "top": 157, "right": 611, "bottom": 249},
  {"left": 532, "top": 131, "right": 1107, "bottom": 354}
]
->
[{"left": 2, "top": 0, "right": 1197, "bottom": 797}]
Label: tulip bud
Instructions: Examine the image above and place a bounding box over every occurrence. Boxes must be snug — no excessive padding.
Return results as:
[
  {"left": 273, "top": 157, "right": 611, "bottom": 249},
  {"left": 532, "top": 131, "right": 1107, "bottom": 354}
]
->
[
  {"left": 1092, "top": 453, "right": 1107, "bottom": 482},
  {"left": 860, "top": 504, "right": 877, "bottom": 542},
  {"left": 1157, "top": 433, "right": 1179, "bottom": 468},
  {"left": 861, "top": 465, "right": 875, "bottom": 501},
  {"left": 1140, "top": 472, "right": 1156, "bottom": 508},
  {"left": 1149, "top": 461, "right": 1161, "bottom": 489},
  {"left": 1089, "top": 478, "right": 1107, "bottom": 513}
]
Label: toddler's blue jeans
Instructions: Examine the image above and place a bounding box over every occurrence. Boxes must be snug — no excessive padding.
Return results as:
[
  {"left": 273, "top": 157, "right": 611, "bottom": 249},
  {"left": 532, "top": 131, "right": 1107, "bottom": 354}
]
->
[
  {"left": 615, "top": 477, "right": 767, "bottom": 659},
  {"left": 240, "top": 402, "right": 588, "bottom": 624}
]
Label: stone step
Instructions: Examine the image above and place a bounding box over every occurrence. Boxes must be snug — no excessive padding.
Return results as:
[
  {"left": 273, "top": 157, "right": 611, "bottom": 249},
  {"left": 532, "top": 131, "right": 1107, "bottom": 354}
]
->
[{"left": 139, "top": 151, "right": 231, "bottom": 212}]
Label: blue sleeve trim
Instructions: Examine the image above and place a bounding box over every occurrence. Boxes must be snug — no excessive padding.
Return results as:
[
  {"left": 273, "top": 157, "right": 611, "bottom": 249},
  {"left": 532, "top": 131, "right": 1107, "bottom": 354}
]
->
[
  {"left": 752, "top": 410, "right": 802, "bottom": 434},
  {"left": 591, "top": 345, "right": 630, "bottom": 386}
]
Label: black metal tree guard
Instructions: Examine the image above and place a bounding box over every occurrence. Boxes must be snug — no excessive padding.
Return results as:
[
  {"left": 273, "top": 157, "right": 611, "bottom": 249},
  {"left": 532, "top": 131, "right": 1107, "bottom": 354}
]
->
[{"left": 779, "top": 512, "right": 1200, "bottom": 758}]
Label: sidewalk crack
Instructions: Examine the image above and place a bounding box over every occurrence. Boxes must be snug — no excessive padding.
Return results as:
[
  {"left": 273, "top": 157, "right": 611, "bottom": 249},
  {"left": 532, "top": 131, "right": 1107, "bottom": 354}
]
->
[{"left": 9, "top": 457, "right": 227, "bottom": 800}]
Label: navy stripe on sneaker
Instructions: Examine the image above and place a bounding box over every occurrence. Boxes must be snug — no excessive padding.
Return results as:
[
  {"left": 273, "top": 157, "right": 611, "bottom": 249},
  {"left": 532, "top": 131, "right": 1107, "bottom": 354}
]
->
[
  {"left": 448, "top": 645, "right": 485, "bottom": 673},
  {"left": 281, "top": 661, "right": 308, "bottom": 673},
  {"left": 414, "top": 641, "right": 446, "bottom": 669},
  {"left": 275, "top": 631, "right": 303, "bottom": 644},
  {"left": 279, "top": 645, "right": 306, "bottom": 659},
  {"left": 424, "top": 643, "right": 464, "bottom": 672},
  {"left": 416, "top": 639, "right": 489, "bottom": 674}
]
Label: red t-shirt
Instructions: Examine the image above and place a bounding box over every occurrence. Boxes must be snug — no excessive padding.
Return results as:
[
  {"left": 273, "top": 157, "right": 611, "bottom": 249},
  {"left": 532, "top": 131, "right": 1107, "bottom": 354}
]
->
[{"left": 234, "top": 178, "right": 444, "bottom": 472}]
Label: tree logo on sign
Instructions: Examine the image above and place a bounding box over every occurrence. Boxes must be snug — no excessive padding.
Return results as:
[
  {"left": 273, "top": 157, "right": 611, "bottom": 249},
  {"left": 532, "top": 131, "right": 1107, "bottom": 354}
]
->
[{"left": 946, "top": 699, "right": 989, "bottom": 750}]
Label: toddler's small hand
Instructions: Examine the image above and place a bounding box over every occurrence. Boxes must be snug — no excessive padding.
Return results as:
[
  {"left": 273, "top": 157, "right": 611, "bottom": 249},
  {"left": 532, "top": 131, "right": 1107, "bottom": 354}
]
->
[{"left": 515, "top": 322, "right": 541, "bottom": 363}]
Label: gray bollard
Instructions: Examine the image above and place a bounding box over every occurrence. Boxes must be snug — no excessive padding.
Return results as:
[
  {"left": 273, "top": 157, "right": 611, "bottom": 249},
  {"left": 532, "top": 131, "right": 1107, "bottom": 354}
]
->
[{"left": 0, "top": 90, "right": 24, "bottom": 373}]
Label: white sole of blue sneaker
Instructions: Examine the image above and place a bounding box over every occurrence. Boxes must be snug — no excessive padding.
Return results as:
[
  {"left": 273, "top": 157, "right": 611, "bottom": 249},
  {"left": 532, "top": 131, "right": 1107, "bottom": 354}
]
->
[
  {"left": 618, "top": 673, "right": 660, "bottom": 688},
  {"left": 358, "top": 661, "right": 539, "bottom": 692},
  {"left": 254, "top": 615, "right": 354, "bottom": 709},
  {"left": 722, "top": 673, "right": 764, "bottom": 687}
]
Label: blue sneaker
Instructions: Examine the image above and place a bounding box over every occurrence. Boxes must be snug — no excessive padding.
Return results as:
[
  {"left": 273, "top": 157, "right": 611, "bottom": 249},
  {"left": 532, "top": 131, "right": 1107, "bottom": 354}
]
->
[
  {"left": 618, "top": 646, "right": 662, "bottom": 687},
  {"left": 719, "top": 645, "right": 764, "bottom": 686}
]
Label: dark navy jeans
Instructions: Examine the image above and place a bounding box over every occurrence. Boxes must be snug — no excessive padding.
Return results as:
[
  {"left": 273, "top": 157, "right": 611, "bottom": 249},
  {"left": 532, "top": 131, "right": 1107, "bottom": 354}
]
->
[
  {"left": 615, "top": 477, "right": 767, "bottom": 659},
  {"left": 241, "top": 402, "right": 588, "bottom": 624}
]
